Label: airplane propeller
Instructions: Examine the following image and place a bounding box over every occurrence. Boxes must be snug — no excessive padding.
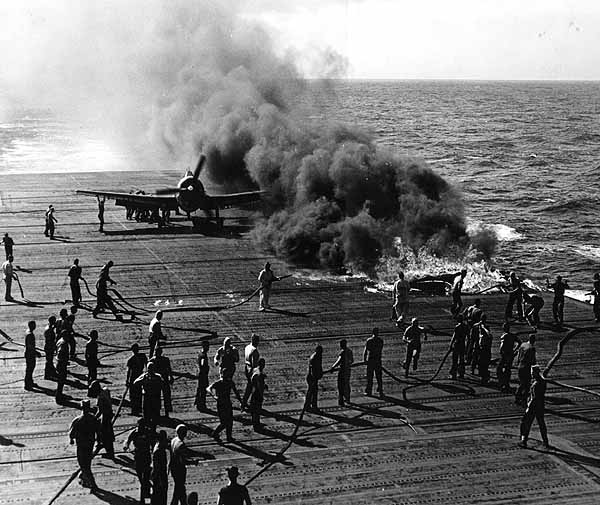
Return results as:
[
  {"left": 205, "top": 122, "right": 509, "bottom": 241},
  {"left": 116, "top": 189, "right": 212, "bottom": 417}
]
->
[
  {"left": 193, "top": 154, "right": 206, "bottom": 179},
  {"left": 154, "top": 154, "right": 206, "bottom": 195}
]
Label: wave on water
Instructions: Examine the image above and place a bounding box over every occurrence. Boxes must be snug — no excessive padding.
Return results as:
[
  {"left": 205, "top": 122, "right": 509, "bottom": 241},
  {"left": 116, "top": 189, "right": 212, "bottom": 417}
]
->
[
  {"left": 467, "top": 219, "right": 523, "bottom": 242},
  {"left": 574, "top": 133, "right": 600, "bottom": 142},
  {"left": 574, "top": 245, "right": 600, "bottom": 262},
  {"left": 536, "top": 199, "right": 586, "bottom": 213}
]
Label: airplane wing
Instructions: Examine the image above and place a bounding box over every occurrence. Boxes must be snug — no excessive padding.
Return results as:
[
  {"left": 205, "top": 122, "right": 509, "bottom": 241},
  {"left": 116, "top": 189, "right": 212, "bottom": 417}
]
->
[
  {"left": 76, "top": 190, "right": 178, "bottom": 211},
  {"left": 209, "top": 190, "right": 265, "bottom": 209}
]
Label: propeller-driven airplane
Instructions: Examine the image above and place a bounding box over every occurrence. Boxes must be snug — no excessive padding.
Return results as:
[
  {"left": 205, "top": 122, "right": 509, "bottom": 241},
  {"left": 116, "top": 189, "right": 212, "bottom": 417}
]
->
[{"left": 76, "top": 154, "right": 264, "bottom": 229}]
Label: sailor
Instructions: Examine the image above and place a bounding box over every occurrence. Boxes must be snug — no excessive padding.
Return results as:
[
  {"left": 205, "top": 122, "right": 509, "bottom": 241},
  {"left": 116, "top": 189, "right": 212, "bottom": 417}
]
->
[
  {"left": 214, "top": 336, "right": 239, "bottom": 380},
  {"left": 194, "top": 339, "right": 211, "bottom": 411},
  {"left": 69, "top": 400, "right": 101, "bottom": 490},
  {"left": 546, "top": 275, "right": 570, "bottom": 324},
  {"left": 43, "top": 315, "right": 57, "bottom": 379},
  {"left": 67, "top": 258, "right": 83, "bottom": 306},
  {"left": 88, "top": 380, "right": 115, "bottom": 458},
  {"left": 92, "top": 261, "right": 122, "bottom": 320},
  {"left": 249, "top": 358, "right": 268, "bottom": 431},
  {"left": 515, "top": 334, "right": 537, "bottom": 406},
  {"left": 24, "top": 321, "right": 40, "bottom": 390},
  {"left": 217, "top": 466, "right": 252, "bottom": 505},
  {"left": 55, "top": 331, "right": 70, "bottom": 403},
  {"left": 451, "top": 268, "right": 467, "bottom": 316},
  {"left": 151, "top": 430, "right": 169, "bottom": 505},
  {"left": 1, "top": 232, "right": 14, "bottom": 260},
  {"left": 169, "top": 424, "right": 198, "bottom": 505},
  {"left": 2, "top": 255, "right": 16, "bottom": 301},
  {"left": 242, "top": 333, "right": 260, "bottom": 409},
  {"left": 208, "top": 370, "right": 243, "bottom": 442},
  {"left": 477, "top": 314, "right": 493, "bottom": 385},
  {"left": 149, "top": 346, "right": 174, "bottom": 417},
  {"left": 258, "top": 262, "right": 279, "bottom": 311},
  {"left": 518, "top": 365, "right": 549, "bottom": 449},
  {"left": 364, "top": 327, "right": 384, "bottom": 397},
  {"left": 148, "top": 310, "right": 165, "bottom": 358},
  {"left": 134, "top": 362, "right": 164, "bottom": 427},
  {"left": 327, "top": 339, "right": 354, "bottom": 406},
  {"left": 305, "top": 345, "right": 323, "bottom": 412},
  {"left": 126, "top": 343, "right": 148, "bottom": 416},
  {"left": 523, "top": 292, "right": 545, "bottom": 329},
  {"left": 402, "top": 318, "right": 427, "bottom": 378},
  {"left": 85, "top": 330, "right": 100, "bottom": 384},
  {"left": 505, "top": 272, "right": 524, "bottom": 321},
  {"left": 45, "top": 205, "right": 58, "bottom": 239},
  {"left": 449, "top": 314, "right": 468, "bottom": 380},
  {"left": 97, "top": 195, "right": 105, "bottom": 232},
  {"left": 496, "top": 323, "right": 522, "bottom": 392},
  {"left": 392, "top": 271, "right": 411, "bottom": 325},
  {"left": 464, "top": 299, "right": 483, "bottom": 366},
  {"left": 592, "top": 273, "right": 600, "bottom": 323},
  {"left": 124, "top": 418, "right": 154, "bottom": 504},
  {"left": 67, "top": 306, "right": 78, "bottom": 359}
]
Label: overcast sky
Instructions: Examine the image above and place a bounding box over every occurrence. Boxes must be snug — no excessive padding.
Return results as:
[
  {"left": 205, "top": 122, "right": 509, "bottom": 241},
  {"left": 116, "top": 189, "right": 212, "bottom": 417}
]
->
[
  {"left": 1, "top": 0, "right": 598, "bottom": 82},
  {"left": 245, "top": 0, "right": 600, "bottom": 80}
]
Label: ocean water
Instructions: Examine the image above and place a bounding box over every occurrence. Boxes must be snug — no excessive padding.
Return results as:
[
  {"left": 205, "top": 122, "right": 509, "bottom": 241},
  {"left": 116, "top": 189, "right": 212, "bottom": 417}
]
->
[{"left": 1, "top": 80, "right": 599, "bottom": 292}]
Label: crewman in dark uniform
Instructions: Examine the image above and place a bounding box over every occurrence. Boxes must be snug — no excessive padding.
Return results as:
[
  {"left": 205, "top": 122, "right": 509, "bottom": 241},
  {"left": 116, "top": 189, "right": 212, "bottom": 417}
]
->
[
  {"left": 451, "top": 269, "right": 467, "bottom": 316},
  {"left": 242, "top": 333, "right": 260, "bottom": 409},
  {"left": 92, "top": 261, "right": 122, "bottom": 321},
  {"left": 591, "top": 273, "right": 600, "bottom": 323},
  {"left": 134, "top": 362, "right": 164, "bottom": 427},
  {"left": 523, "top": 292, "right": 544, "bottom": 329},
  {"left": 97, "top": 195, "right": 105, "bottom": 232},
  {"left": 477, "top": 314, "right": 493, "bottom": 385},
  {"left": 505, "top": 271, "right": 524, "bottom": 321},
  {"left": 69, "top": 400, "right": 101, "bottom": 490},
  {"left": 327, "top": 339, "right": 354, "bottom": 406},
  {"left": 449, "top": 314, "right": 468, "bottom": 380},
  {"left": 148, "top": 310, "right": 166, "bottom": 358},
  {"left": 217, "top": 466, "right": 252, "bottom": 505},
  {"left": 402, "top": 318, "right": 427, "bottom": 378},
  {"left": 464, "top": 299, "right": 483, "bottom": 367},
  {"left": 88, "top": 380, "right": 115, "bottom": 458},
  {"left": 194, "top": 340, "right": 210, "bottom": 411},
  {"left": 249, "top": 358, "right": 268, "bottom": 431},
  {"left": 496, "top": 323, "right": 522, "bottom": 392},
  {"left": 149, "top": 346, "right": 174, "bottom": 416},
  {"left": 43, "top": 315, "right": 57, "bottom": 379},
  {"left": 45, "top": 205, "right": 57, "bottom": 239},
  {"left": 55, "top": 331, "right": 70, "bottom": 403},
  {"left": 68, "top": 259, "right": 83, "bottom": 306},
  {"left": 515, "top": 334, "right": 537, "bottom": 406},
  {"left": 24, "top": 321, "right": 40, "bottom": 390},
  {"left": 67, "top": 306, "right": 78, "bottom": 359},
  {"left": 124, "top": 418, "right": 154, "bottom": 504},
  {"left": 363, "top": 327, "right": 384, "bottom": 397},
  {"left": 208, "top": 370, "right": 242, "bottom": 442},
  {"left": 2, "top": 232, "right": 14, "bottom": 260},
  {"left": 169, "top": 424, "right": 198, "bottom": 505},
  {"left": 547, "top": 275, "right": 570, "bottom": 324},
  {"left": 518, "top": 365, "right": 549, "bottom": 449},
  {"left": 214, "top": 337, "right": 239, "bottom": 380},
  {"left": 127, "top": 343, "right": 148, "bottom": 416},
  {"left": 151, "top": 430, "right": 169, "bottom": 505},
  {"left": 305, "top": 345, "right": 323, "bottom": 412},
  {"left": 85, "top": 330, "right": 100, "bottom": 384}
]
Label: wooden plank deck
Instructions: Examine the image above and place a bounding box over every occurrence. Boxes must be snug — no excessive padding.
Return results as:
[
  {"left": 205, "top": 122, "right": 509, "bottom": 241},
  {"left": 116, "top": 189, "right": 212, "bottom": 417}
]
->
[{"left": 1, "top": 171, "right": 599, "bottom": 505}]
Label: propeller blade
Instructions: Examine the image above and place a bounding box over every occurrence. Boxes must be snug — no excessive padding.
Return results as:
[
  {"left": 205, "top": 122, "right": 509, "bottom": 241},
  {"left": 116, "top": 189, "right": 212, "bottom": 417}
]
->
[
  {"left": 155, "top": 187, "right": 181, "bottom": 195},
  {"left": 193, "top": 154, "right": 206, "bottom": 180}
]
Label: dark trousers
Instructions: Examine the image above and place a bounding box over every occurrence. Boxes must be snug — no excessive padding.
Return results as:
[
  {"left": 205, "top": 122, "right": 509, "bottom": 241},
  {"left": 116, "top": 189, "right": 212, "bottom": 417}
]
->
[
  {"left": 450, "top": 347, "right": 465, "bottom": 379},
  {"left": 496, "top": 354, "right": 514, "bottom": 389},
  {"left": 44, "top": 352, "right": 55, "bottom": 379},
  {"left": 25, "top": 354, "right": 36, "bottom": 388},
  {"left": 337, "top": 371, "right": 351, "bottom": 405},
  {"left": 392, "top": 300, "right": 409, "bottom": 321},
  {"left": 56, "top": 361, "right": 68, "bottom": 400},
  {"left": 404, "top": 343, "right": 421, "bottom": 376},
  {"left": 552, "top": 297, "right": 565, "bottom": 323},
  {"left": 515, "top": 368, "right": 531, "bottom": 405},
  {"left": 77, "top": 444, "right": 96, "bottom": 487},
  {"left": 4, "top": 277, "right": 12, "bottom": 300},
  {"left": 451, "top": 292, "right": 462, "bottom": 316},
  {"left": 305, "top": 377, "right": 319, "bottom": 410},
  {"left": 214, "top": 403, "right": 234, "bottom": 439},
  {"left": 242, "top": 368, "right": 252, "bottom": 406},
  {"left": 130, "top": 382, "right": 143, "bottom": 414},
  {"left": 151, "top": 477, "right": 168, "bottom": 505},
  {"left": 87, "top": 363, "right": 98, "bottom": 383},
  {"left": 4, "top": 246, "right": 12, "bottom": 260},
  {"left": 143, "top": 395, "right": 162, "bottom": 426},
  {"left": 170, "top": 471, "right": 187, "bottom": 505},
  {"left": 594, "top": 298, "right": 600, "bottom": 321},
  {"left": 70, "top": 282, "right": 81, "bottom": 305},
  {"left": 526, "top": 306, "right": 541, "bottom": 326},
  {"left": 163, "top": 382, "right": 172, "bottom": 413},
  {"left": 478, "top": 351, "right": 491, "bottom": 383},
  {"left": 93, "top": 291, "right": 119, "bottom": 316},
  {"left": 505, "top": 294, "right": 523, "bottom": 320},
  {"left": 250, "top": 398, "right": 263, "bottom": 429},
  {"left": 135, "top": 458, "right": 151, "bottom": 501},
  {"left": 365, "top": 361, "right": 382, "bottom": 394},
  {"left": 520, "top": 404, "right": 548, "bottom": 444},
  {"left": 194, "top": 375, "right": 208, "bottom": 410}
]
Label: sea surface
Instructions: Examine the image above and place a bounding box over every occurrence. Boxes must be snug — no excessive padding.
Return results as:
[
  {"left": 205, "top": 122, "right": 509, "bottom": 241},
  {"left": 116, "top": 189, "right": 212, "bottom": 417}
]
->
[{"left": 1, "top": 80, "right": 599, "bottom": 293}]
